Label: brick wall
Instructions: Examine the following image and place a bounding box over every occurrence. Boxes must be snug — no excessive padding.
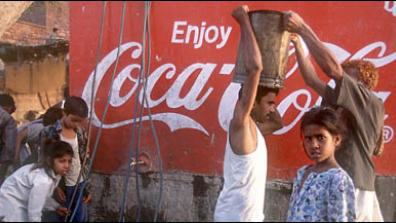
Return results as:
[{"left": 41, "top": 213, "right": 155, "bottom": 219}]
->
[
  {"left": 0, "top": 2, "right": 33, "bottom": 38},
  {"left": 0, "top": 1, "right": 69, "bottom": 46}
]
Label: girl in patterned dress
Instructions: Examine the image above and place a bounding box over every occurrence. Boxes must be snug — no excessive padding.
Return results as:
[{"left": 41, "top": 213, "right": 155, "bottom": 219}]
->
[{"left": 287, "top": 107, "right": 356, "bottom": 222}]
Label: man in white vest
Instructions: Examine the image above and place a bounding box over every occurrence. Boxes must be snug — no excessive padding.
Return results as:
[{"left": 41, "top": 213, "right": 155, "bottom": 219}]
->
[{"left": 214, "top": 5, "right": 283, "bottom": 222}]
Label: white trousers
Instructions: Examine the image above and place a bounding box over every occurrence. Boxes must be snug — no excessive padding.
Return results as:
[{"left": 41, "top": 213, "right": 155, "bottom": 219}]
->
[{"left": 355, "top": 189, "right": 384, "bottom": 222}]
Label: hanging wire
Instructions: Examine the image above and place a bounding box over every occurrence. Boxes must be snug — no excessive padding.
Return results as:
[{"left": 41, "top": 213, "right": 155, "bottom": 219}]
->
[
  {"left": 127, "top": 2, "right": 164, "bottom": 221},
  {"left": 138, "top": 2, "right": 164, "bottom": 221},
  {"left": 121, "top": 1, "right": 164, "bottom": 221},
  {"left": 68, "top": 1, "right": 128, "bottom": 221},
  {"left": 64, "top": 1, "right": 107, "bottom": 222},
  {"left": 68, "top": 2, "right": 163, "bottom": 222},
  {"left": 118, "top": 1, "right": 149, "bottom": 221}
]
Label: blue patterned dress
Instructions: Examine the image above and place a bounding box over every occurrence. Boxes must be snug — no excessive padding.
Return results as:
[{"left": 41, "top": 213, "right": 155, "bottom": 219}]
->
[{"left": 287, "top": 165, "right": 356, "bottom": 222}]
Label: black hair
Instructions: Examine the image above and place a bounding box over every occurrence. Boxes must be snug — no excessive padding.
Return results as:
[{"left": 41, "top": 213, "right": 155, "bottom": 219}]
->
[
  {"left": 0, "top": 94, "right": 15, "bottom": 108},
  {"left": 43, "top": 107, "right": 63, "bottom": 126},
  {"left": 32, "top": 140, "right": 74, "bottom": 178},
  {"left": 63, "top": 96, "right": 88, "bottom": 118},
  {"left": 300, "top": 106, "right": 342, "bottom": 137},
  {"left": 238, "top": 85, "right": 280, "bottom": 103}
]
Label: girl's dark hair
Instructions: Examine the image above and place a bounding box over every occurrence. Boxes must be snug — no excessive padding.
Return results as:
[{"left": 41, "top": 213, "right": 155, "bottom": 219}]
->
[
  {"left": 300, "top": 106, "right": 343, "bottom": 136},
  {"left": 32, "top": 140, "right": 74, "bottom": 178}
]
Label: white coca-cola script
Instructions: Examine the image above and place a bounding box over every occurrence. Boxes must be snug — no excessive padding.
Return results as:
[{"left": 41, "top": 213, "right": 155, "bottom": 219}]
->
[{"left": 82, "top": 40, "right": 395, "bottom": 139}]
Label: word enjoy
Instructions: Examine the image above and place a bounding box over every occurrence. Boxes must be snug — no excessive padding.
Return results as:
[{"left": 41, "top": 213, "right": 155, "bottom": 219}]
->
[{"left": 171, "top": 21, "right": 232, "bottom": 49}]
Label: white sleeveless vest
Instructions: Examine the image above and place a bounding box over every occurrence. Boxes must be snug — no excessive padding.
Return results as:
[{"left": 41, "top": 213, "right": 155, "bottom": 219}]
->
[{"left": 214, "top": 124, "right": 267, "bottom": 222}]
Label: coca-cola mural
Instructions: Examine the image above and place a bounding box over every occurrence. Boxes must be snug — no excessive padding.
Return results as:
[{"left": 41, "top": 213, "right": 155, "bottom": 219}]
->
[{"left": 70, "top": 2, "right": 396, "bottom": 179}]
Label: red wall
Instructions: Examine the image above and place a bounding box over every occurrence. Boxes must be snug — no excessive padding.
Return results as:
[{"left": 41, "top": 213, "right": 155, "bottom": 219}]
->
[{"left": 70, "top": 2, "right": 396, "bottom": 180}]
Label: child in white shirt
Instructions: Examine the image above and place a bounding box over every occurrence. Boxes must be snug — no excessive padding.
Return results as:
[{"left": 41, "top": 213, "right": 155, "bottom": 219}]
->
[{"left": 0, "top": 141, "right": 73, "bottom": 222}]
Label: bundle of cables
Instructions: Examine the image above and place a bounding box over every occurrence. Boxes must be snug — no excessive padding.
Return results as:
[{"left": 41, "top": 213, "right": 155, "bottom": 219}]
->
[{"left": 65, "top": 2, "right": 164, "bottom": 222}]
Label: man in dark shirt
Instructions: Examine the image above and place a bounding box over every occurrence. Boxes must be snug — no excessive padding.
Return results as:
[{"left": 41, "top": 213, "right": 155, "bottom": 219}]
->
[
  {"left": 285, "top": 12, "right": 384, "bottom": 222},
  {"left": 0, "top": 94, "right": 17, "bottom": 185}
]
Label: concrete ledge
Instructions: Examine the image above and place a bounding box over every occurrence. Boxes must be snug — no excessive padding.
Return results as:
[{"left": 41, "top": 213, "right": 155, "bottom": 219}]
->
[{"left": 88, "top": 172, "right": 396, "bottom": 222}]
